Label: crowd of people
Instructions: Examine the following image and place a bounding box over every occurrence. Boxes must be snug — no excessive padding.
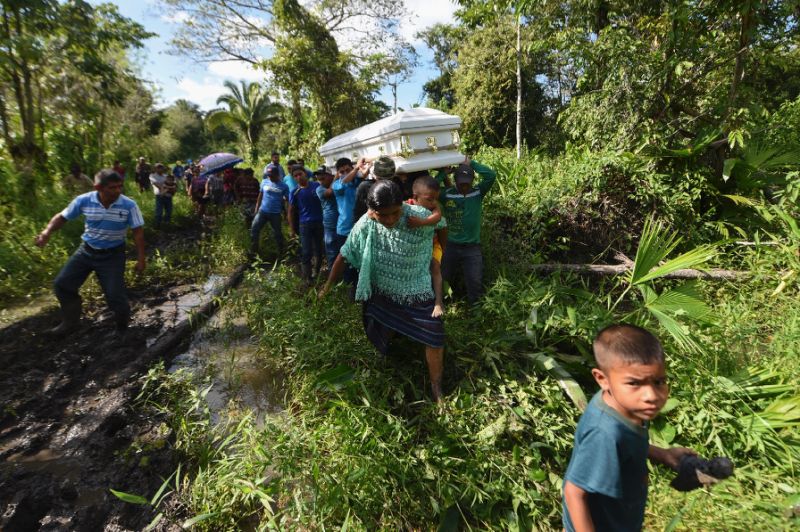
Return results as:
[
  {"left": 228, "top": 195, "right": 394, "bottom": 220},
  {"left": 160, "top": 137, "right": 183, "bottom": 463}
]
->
[{"left": 41, "top": 148, "right": 702, "bottom": 532}]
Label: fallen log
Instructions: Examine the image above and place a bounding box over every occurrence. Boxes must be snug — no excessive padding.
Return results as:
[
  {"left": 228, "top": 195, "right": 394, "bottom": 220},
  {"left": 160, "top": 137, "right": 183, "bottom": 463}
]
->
[{"left": 527, "top": 262, "right": 748, "bottom": 280}]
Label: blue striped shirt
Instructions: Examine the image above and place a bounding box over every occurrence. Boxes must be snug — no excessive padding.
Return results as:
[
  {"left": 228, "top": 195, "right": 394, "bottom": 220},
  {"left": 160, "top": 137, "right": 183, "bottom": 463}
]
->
[{"left": 61, "top": 192, "right": 144, "bottom": 249}]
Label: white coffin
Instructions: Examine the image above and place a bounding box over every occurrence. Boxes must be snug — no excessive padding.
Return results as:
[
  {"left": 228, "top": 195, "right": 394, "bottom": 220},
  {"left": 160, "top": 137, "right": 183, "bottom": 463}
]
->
[{"left": 318, "top": 108, "right": 464, "bottom": 173}]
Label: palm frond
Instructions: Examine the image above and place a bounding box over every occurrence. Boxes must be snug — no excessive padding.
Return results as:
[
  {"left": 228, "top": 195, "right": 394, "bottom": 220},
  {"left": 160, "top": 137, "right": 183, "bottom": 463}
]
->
[
  {"left": 646, "top": 306, "right": 703, "bottom": 354},
  {"left": 206, "top": 110, "right": 242, "bottom": 132},
  {"left": 642, "top": 282, "right": 714, "bottom": 324},
  {"left": 635, "top": 244, "right": 716, "bottom": 285},
  {"left": 630, "top": 216, "right": 680, "bottom": 284},
  {"left": 630, "top": 216, "right": 716, "bottom": 285},
  {"left": 522, "top": 352, "right": 588, "bottom": 411}
]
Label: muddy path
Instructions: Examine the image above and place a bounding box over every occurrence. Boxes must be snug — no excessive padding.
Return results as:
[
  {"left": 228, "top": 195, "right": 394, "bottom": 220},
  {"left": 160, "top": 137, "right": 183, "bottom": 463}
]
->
[{"left": 0, "top": 223, "right": 243, "bottom": 531}]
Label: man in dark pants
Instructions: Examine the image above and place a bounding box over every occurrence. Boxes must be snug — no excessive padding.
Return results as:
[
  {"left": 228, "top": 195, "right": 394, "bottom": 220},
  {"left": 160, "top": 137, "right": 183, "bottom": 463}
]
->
[
  {"left": 35, "top": 169, "right": 146, "bottom": 338},
  {"left": 438, "top": 158, "right": 497, "bottom": 306}
]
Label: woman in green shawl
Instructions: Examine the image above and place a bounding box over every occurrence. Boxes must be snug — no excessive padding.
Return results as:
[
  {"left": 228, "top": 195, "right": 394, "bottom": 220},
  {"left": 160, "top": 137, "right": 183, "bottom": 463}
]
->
[{"left": 319, "top": 180, "right": 447, "bottom": 401}]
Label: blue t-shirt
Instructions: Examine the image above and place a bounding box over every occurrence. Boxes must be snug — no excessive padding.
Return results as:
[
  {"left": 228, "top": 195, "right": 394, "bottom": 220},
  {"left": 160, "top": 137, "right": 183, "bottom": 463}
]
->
[
  {"left": 283, "top": 174, "right": 298, "bottom": 194},
  {"left": 258, "top": 179, "right": 289, "bottom": 214},
  {"left": 315, "top": 184, "right": 338, "bottom": 230},
  {"left": 332, "top": 175, "right": 361, "bottom": 236},
  {"left": 61, "top": 191, "right": 144, "bottom": 249},
  {"left": 563, "top": 392, "right": 650, "bottom": 532},
  {"left": 289, "top": 181, "right": 323, "bottom": 224},
  {"left": 172, "top": 165, "right": 184, "bottom": 178}
]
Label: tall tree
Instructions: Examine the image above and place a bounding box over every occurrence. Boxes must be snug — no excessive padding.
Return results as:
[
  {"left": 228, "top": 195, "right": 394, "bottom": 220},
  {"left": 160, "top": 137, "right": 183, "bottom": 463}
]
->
[
  {"left": 449, "top": 17, "right": 551, "bottom": 150},
  {"left": 160, "top": 0, "right": 407, "bottom": 68},
  {"left": 206, "top": 80, "right": 281, "bottom": 162},
  {"left": 0, "top": 0, "right": 151, "bottom": 193},
  {"left": 457, "top": 0, "right": 533, "bottom": 158},
  {"left": 268, "top": 0, "right": 387, "bottom": 138},
  {"left": 160, "top": 0, "right": 404, "bottom": 136}
]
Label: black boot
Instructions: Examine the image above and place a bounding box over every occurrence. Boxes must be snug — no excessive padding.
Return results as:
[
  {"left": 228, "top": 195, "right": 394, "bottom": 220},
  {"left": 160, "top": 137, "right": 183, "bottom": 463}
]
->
[{"left": 46, "top": 300, "right": 81, "bottom": 336}]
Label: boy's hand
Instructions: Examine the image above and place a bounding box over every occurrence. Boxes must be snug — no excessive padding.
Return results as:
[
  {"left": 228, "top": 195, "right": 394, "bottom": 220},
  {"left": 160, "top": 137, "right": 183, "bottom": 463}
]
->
[
  {"left": 406, "top": 216, "right": 424, "bottom": 228},
  {"left": 652, "top": 446, "right": 697, "bottom": 471}
]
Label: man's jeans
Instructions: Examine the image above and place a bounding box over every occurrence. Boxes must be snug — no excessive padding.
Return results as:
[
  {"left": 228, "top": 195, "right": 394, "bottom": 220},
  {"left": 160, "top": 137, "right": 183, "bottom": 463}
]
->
[
  {"left": 155, "top": 195, "right": 173, "bottom": 227},
  {"left": 323, "top": 226, "right": 339, "bottom": 267},
  {"left": 299, "top": 222, "right": 324, "bottom": 268},
  {"left": 251, "top": 211, "right": 285, "bottom": 253},
  {"left": 441, "top": 242, "right": 484, "bottom": 305},
  {"left": 53, "top": 243, "right": 129, "bottom": 325}
]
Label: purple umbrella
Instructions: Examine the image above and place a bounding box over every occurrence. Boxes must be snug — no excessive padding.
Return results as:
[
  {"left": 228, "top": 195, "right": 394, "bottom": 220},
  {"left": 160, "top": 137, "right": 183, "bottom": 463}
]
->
[{"left": 198, "top": 152, "right": 243, "bottom": 176}]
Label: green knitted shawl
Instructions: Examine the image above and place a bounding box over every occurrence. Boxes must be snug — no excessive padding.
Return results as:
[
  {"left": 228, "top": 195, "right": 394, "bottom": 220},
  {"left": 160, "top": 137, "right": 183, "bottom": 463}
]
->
[{"left": 341, "top": 203, "right": 446, "bottom": 304}]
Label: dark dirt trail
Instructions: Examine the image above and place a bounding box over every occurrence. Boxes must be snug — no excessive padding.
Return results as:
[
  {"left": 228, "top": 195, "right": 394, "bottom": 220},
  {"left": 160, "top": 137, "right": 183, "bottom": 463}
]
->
[{"left": 0, "top": 224, "right": 233, "bottom": 531}]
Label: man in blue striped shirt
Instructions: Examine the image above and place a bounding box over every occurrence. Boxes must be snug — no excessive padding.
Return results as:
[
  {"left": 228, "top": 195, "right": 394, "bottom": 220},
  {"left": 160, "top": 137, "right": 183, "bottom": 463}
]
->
[{"left": 35, "top": 169, "right": 146, "bottom": 338}]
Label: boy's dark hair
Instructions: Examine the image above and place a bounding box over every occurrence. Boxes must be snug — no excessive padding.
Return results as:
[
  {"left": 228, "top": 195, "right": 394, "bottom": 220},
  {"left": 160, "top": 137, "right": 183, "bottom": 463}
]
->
[
  {"left": 335, "top": 157, "right": 353, "bottom": 171},
  {"left": 412, "top": 175, "right": 439, "bottom": 195},
  {"left": 244, "top": 168, "right": 254, "bottom": 176},
  {"left": 367, "top": 180, "right": 403, "bottom": 210},
  {"left": 271, "top": 151, "right": 279, "bottom": 156},
  {"left": 94, "top": 169, "right": 124, "bottom": 186},
  {"left": 593, "top": 324, "right": 665, "bottom": 370},
  {"left": 287, "top": 159, "right": 297, "bottom": 167},
  {"left": 290, "top": 164, "right": 305, "bottom": 175}
]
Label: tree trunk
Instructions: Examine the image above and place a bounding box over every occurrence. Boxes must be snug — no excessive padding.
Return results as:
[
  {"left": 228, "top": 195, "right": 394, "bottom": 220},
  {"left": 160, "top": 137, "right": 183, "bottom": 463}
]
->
[
  {"left": 727, "top": 2, "right": 756, "bottom": 115},
  {"left": 0, "top": 87, "right": 13, "bottom": 149},
  {"left": 526, "top": 262, "right": 748, "bottom": 281},
  {"left": 515, "top": 14, "right": 522, "bottom": 160}
]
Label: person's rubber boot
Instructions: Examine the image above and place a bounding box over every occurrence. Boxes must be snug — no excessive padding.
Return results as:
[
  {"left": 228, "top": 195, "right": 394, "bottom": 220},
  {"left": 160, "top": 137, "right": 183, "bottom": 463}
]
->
[
  {"left": 113, "top": 315, "right": 131, "bottom": 345},
  {"left": 46, "top": 301, "right": 81, "bottom": 337},
  {"left": 300, "top": 263, "right": 312, "bottom": 287}
]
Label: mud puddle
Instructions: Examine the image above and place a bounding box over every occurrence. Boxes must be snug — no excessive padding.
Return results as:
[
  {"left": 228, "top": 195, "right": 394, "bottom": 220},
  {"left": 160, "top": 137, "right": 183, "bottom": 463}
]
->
[
  {"left": 169, "top": 290, "right": 287, "bottom": 427},
  {"left": 0, "top": 266, "right": 240, "bottom": 531}
]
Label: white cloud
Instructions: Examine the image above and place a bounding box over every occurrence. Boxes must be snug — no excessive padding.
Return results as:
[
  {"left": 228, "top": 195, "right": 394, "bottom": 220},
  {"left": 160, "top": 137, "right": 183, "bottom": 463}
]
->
[
  {"left": 400, "top": 0, "right": 458, "bottom": 44},
  {"left": 160, "top": 11, "right": 190, "bottom": 24},
  {"left": 173, "top": 77, "right": 228, "bottom": 110},
  {"left": 207, "top": 61, "right": 266, "bottom": 82}
]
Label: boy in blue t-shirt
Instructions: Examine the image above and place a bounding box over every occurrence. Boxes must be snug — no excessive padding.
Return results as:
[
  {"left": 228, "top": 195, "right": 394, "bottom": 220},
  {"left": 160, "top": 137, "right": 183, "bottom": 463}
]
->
[
  {"left": 331, "top": 157, "right": 368, "bottom": 291},
  {"left": 563, "top": 324, "right": 697, "bottom": 532},
  {"left": 314, "top": 166, "right": 338, "bottom": 269},
  {"left": 288, "top": 165, "right": 324, "bottom": 282},
  {"left": 251, "top": 167, "right": 289, "bottom": 256}
]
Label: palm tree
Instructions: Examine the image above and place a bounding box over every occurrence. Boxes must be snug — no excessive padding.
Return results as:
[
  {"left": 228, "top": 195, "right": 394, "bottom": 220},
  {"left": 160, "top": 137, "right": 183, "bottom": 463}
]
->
[{"left": 206, "top": 80, "right": 281, "bottom": 163}]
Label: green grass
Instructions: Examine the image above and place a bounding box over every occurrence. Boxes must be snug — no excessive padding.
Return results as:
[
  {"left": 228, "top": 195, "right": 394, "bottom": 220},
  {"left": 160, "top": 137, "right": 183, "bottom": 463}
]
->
[{"left": 136, "top": 261, "right": 799, "bottom": 530}]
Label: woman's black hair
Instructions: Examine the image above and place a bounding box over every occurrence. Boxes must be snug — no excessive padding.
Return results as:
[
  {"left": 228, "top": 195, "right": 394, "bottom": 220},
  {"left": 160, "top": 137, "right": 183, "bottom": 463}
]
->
[{"left": 367, "top": 180, "right": 403, "bottom": 210}]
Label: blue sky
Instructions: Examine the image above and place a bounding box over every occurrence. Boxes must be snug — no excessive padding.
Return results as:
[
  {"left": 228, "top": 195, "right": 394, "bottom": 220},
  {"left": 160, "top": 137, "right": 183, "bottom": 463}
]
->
[{"left": 95, "top": 0, "right": 458, "bottom": 112}]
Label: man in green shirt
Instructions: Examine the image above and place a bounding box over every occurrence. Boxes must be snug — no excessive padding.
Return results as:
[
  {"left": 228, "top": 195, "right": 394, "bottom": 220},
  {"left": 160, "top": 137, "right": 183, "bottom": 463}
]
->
[{"left": 438, "top": 158, "right": 497, "bottom": 305}]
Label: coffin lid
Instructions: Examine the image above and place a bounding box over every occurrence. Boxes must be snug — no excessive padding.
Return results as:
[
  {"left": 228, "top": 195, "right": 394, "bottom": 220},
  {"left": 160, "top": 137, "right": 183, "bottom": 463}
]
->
[{"left": 319, "top": 107, "right": 462, "bottom": 155}]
